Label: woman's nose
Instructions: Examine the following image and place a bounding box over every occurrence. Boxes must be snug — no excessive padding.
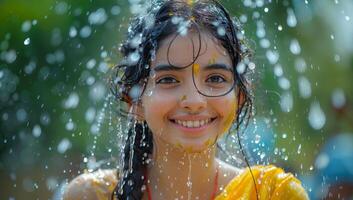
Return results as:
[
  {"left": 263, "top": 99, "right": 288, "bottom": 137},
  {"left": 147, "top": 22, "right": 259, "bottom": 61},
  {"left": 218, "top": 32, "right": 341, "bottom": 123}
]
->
[{"left": 179, "top": 82, "right": 207, "bottom": 113}]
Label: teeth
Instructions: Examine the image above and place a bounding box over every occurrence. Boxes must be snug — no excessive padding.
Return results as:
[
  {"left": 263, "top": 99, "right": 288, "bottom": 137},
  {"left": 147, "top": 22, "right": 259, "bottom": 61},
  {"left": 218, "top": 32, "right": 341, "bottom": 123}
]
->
[
  {"left": 175, "top": 119, "right": 213, "bottom": 128},
  {"left": 200, "top": 120, "right": 205, "bottom": 126},
  {"left": 193, "top": 121, "right": 200, "bottom": 127}
]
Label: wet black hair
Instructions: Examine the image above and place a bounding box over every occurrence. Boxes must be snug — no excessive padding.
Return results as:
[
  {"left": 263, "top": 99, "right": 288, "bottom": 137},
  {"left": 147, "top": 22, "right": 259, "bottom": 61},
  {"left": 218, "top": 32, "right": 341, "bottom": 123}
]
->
[{"left": 110, "top": 0, "right": 256, "bottom": 199}]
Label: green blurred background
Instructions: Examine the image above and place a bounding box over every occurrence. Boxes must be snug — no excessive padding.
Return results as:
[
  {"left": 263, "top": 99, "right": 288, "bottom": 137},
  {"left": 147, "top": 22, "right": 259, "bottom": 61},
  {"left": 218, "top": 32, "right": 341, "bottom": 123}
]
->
[{"left": 1, "top": 0, "right": 352, "bottom": 199}]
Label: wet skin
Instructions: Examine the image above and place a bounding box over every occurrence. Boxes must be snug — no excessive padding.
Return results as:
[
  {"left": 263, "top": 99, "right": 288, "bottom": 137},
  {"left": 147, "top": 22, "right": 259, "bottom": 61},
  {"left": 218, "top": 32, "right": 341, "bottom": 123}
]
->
[{"left": 140, "top": 30, "right": 238, "bottom": 153}]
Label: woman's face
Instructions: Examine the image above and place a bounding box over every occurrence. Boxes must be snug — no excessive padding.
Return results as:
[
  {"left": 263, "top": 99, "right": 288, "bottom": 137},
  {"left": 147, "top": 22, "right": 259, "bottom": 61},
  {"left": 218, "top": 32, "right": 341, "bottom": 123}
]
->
[{"left": 140, "top": 31, "right": 238, "bottom": 152}]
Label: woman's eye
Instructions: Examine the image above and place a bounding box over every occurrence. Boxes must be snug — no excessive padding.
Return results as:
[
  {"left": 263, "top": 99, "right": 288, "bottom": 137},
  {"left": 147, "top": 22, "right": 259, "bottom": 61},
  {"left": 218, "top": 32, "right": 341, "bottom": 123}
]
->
[
  {"left": 156, "top": 77, "right": 179, "bottom": 84},
  {"left": 206, "top": 75, "right": 226, "bottom": 83}
]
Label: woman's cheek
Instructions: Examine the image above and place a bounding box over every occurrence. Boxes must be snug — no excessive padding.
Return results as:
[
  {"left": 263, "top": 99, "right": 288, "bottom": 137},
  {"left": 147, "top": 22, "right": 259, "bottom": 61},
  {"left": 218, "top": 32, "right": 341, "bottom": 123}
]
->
[{"left": 220, "top": 99, "right": 237, "bottom": 135}]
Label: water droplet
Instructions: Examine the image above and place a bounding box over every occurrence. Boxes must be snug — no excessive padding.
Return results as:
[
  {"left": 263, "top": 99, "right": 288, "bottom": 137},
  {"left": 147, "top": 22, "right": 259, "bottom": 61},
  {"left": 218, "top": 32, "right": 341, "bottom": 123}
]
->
[
  {"left": 57, "top": 138, "right": 72, "bottom": 154},
  {"left": 98, "top": 61, "right": 109, "bottom": 73},
  {"left": 260, "top": 152, "right": 265, "bottom": 160},
  {"left": 273, "top": 64, "right": 283, "bottom": 77},
  {"left": 65, "top": 120, "right": 75, "bottom": 131},
  {"left": 295, "top": 57, "right": 307, "bottom": 73},
  {"left": 88, "top": 8, "right": 107, "bottom": 25},
  {"left": 69, "top": 26, "right": 77, "bottom": 38},
  {"left": 63, "top": 92, "right": 79, "bottom": 109},
  {"left": 289, "top": 39, "right": 301, "bottom": 55},
  {"left": 334, "top": 54, "right": 341, "bottom": 62},
  {"left": 129, "top": 84, "right": 142, "bottom": 101},
  {"left": 178, "top": 21, "right": 189, "bottom": 36},
  {"left": 85, "top": 107, "right": 96, "bottom": 123},
  {"left": 315, "top": 153, "right": 329, "bottom": 169},
  {"left": 86, "top": 59, "right": 96, "bottom": 69},
  {"left": 40, "top": 113, "right": 51, "bottom": 125},
  {"left": 254, "top": 134, "right": 261, "bottom": 144},
  {"left": 111, "top": 6, "right": 121, "bottom": 15},
  {"left": 217, "top": 26, "right": 226, "bottom": 36},
  {"left": 86, "top": 76, "right": 96, "bottom": 85},
  {"left": 260, "top": 38, "right": 270, "bottom": 48},
  {"left": 80, "top": 26, "right": 92, "bottom": 38},
  {"left": 101, "top": 51, "right": 108, "bottom": 59},
  {"left": 331, "top": 88, "right": 346, "bottom": 109},
  {"left": 55, "top": 1, "right": 68, "bottom": 15},
  {"left": 128, "top": 51, "right": 140, "bottom": 65},
  {"left": 278, "top": 77, "right": 291, "bottom": 90},
  {"left": 277, "top": 25, "right": 283, "bottom": 31},
  {"left": 130, "top": 34, "right": 142, "bottom": 48},
  {"left": 89, "top": 82, "right": 107, "bottom": 102},
  {"left": 256, "top": 27, "right": 265, "bottom": 38},
  {"left": 16, "top": 108, "right": 28, "bottom": 122},
  {"left": 243, "top": 0, "right": 252, "bottom": 7},
  {"left": 236, "top": 62, "right": 246, "bottom": 74},
  {"left": 4, "top": 49, "right": 17, "bottom": 63},
  {"left": 248, "top": 62, "right": 256, "bottom": 70},
  {"left": 282, "top": 133, "right": 287, "bottom": 139},
  {"left": 266, "top": 50, "right": 279, "bottom": 64},
  {"left": 32, "top": 124, "right": 42, "bottom": 137},
  {"left": 21, "top": 20, "right": 32, "bottom": 32},
  {"left": 256, "top": 0, "right": 264, "bottom": 7},
  {"left": 345, "top": 16, "right": 350, "bottom": 21},
  {"left": 287, "top": 8, "right": 297, "bottom": 27},
  {"left": 24, "top": 38, "right": 31, "bottom": 45},
  {"left": 280, "top": 92, "right": 293, "bottom": 112},
  {"left": 239, "top": 14, "right": 247, "bottom": 23},
  {"left": 24, "top": 61, "right": 37, "bottom": 75},
  {"left": 298, "top": 76, "right": 311, "bottom": 99},
  {"left": 297, "top": 144, "right": 302, "bottom": 154},
  {"left": 145, "top": 89, "right": 153, "bottom": 97},
  {"left": 186, "top": 180, "right": 192, "bottom": 187},
  {"left": 308, "top": 101, "right": 326, "bottom": 130}
]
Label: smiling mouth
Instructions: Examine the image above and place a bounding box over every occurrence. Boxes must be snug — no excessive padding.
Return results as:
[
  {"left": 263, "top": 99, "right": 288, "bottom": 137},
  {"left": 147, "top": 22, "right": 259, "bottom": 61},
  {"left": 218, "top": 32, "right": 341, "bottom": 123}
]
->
[{"left": 169, "top": 118, "right": 217, "bottom": 128}]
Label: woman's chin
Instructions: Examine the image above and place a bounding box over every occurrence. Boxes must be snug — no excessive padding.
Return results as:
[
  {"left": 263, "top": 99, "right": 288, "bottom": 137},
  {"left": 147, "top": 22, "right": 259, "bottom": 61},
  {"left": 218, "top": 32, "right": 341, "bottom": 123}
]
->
[{"left": 173, "top": 140, "right": 215, "bottom": 154}]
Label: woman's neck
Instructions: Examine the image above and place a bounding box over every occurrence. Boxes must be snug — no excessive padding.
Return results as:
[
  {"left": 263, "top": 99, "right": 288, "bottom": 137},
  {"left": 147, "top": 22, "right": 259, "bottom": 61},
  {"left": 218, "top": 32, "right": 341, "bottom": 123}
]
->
[{"left": 145, "top": 140, "right": 219, "bottom": 200}]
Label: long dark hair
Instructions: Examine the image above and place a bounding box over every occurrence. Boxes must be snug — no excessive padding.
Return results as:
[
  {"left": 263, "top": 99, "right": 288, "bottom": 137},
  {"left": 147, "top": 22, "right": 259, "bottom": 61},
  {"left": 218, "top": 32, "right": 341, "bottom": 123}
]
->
[{"left": 110, "top": 0, "right": 256, "bottom": 199}]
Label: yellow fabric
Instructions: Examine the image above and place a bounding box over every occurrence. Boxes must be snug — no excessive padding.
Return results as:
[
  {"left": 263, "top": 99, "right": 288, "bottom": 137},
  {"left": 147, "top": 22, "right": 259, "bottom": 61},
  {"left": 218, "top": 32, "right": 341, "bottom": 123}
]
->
[
  {"left": 215, "top": 165, "right": 309, "bottom": 200},
  {"left": 63, "top": 169, "right": 118, "bottom": 200},
  {"left": 63, "top": 165, "right": 309, "bottom": 200}
]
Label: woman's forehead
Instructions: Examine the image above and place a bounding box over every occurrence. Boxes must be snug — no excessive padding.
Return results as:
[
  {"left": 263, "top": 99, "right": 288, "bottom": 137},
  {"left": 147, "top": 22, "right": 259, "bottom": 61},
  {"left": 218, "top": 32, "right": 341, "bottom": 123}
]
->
[{"left": 151, "top": 31, "right": 231, "bottom": 67}]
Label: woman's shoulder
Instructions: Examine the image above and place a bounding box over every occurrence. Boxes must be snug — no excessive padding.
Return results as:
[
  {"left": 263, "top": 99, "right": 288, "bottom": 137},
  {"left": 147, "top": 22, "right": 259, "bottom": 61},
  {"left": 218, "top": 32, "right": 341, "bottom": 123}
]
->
[
  {"left": 63, "top": 169, "right": 118, "bottom": 200},
  {"left": 217, "top": 164, "right": 309, "bottom": 200}
]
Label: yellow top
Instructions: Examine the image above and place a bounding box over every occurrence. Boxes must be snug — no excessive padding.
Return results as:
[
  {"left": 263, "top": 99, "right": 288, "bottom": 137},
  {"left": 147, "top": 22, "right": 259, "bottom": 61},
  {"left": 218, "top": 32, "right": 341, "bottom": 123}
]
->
[
  {"left": 215, "top": 165, "right": 309, "bottom": 200},
  {"left": 63, "top": 165, "right": 309, "bottom": 200}
]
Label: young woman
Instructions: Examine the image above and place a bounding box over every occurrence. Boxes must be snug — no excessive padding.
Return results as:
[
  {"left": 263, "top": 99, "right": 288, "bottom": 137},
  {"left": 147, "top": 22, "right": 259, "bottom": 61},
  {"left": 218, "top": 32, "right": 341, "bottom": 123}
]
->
[{"left": 63, "top": 0, "right": 309, "bottom": 199}]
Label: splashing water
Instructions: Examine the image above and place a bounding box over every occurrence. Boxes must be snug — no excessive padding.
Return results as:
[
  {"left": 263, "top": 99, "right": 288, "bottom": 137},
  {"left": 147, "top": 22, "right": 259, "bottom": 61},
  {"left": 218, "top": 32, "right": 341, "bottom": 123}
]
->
[
  {"left": 0, "top": 0, "right": 352, "bottom": 199},
  {"left": 187, "top": 155, "right": 193, "bottom": 200},
  {"left": 308, "top": 102, "right": 326, "bottom": 130}
]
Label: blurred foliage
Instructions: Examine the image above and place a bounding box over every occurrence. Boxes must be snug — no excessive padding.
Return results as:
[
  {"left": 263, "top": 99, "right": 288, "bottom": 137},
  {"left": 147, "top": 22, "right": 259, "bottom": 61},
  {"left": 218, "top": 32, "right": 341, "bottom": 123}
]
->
[{"left": 0, "top": 0, "right": 352, "bottom": 199}]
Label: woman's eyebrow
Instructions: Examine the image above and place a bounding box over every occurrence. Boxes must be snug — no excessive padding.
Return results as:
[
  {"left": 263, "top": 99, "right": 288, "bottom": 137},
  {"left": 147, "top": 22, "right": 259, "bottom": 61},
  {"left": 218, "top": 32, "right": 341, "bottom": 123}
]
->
[
  {"left": 153, "top": 64, "right": 184, "bottom": 72},
  {"left": 153, "top": 63, "right": 232, "bottom": 72},
  {"left": 203, "top": 63, "right": 233, "bottom": 72}
]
